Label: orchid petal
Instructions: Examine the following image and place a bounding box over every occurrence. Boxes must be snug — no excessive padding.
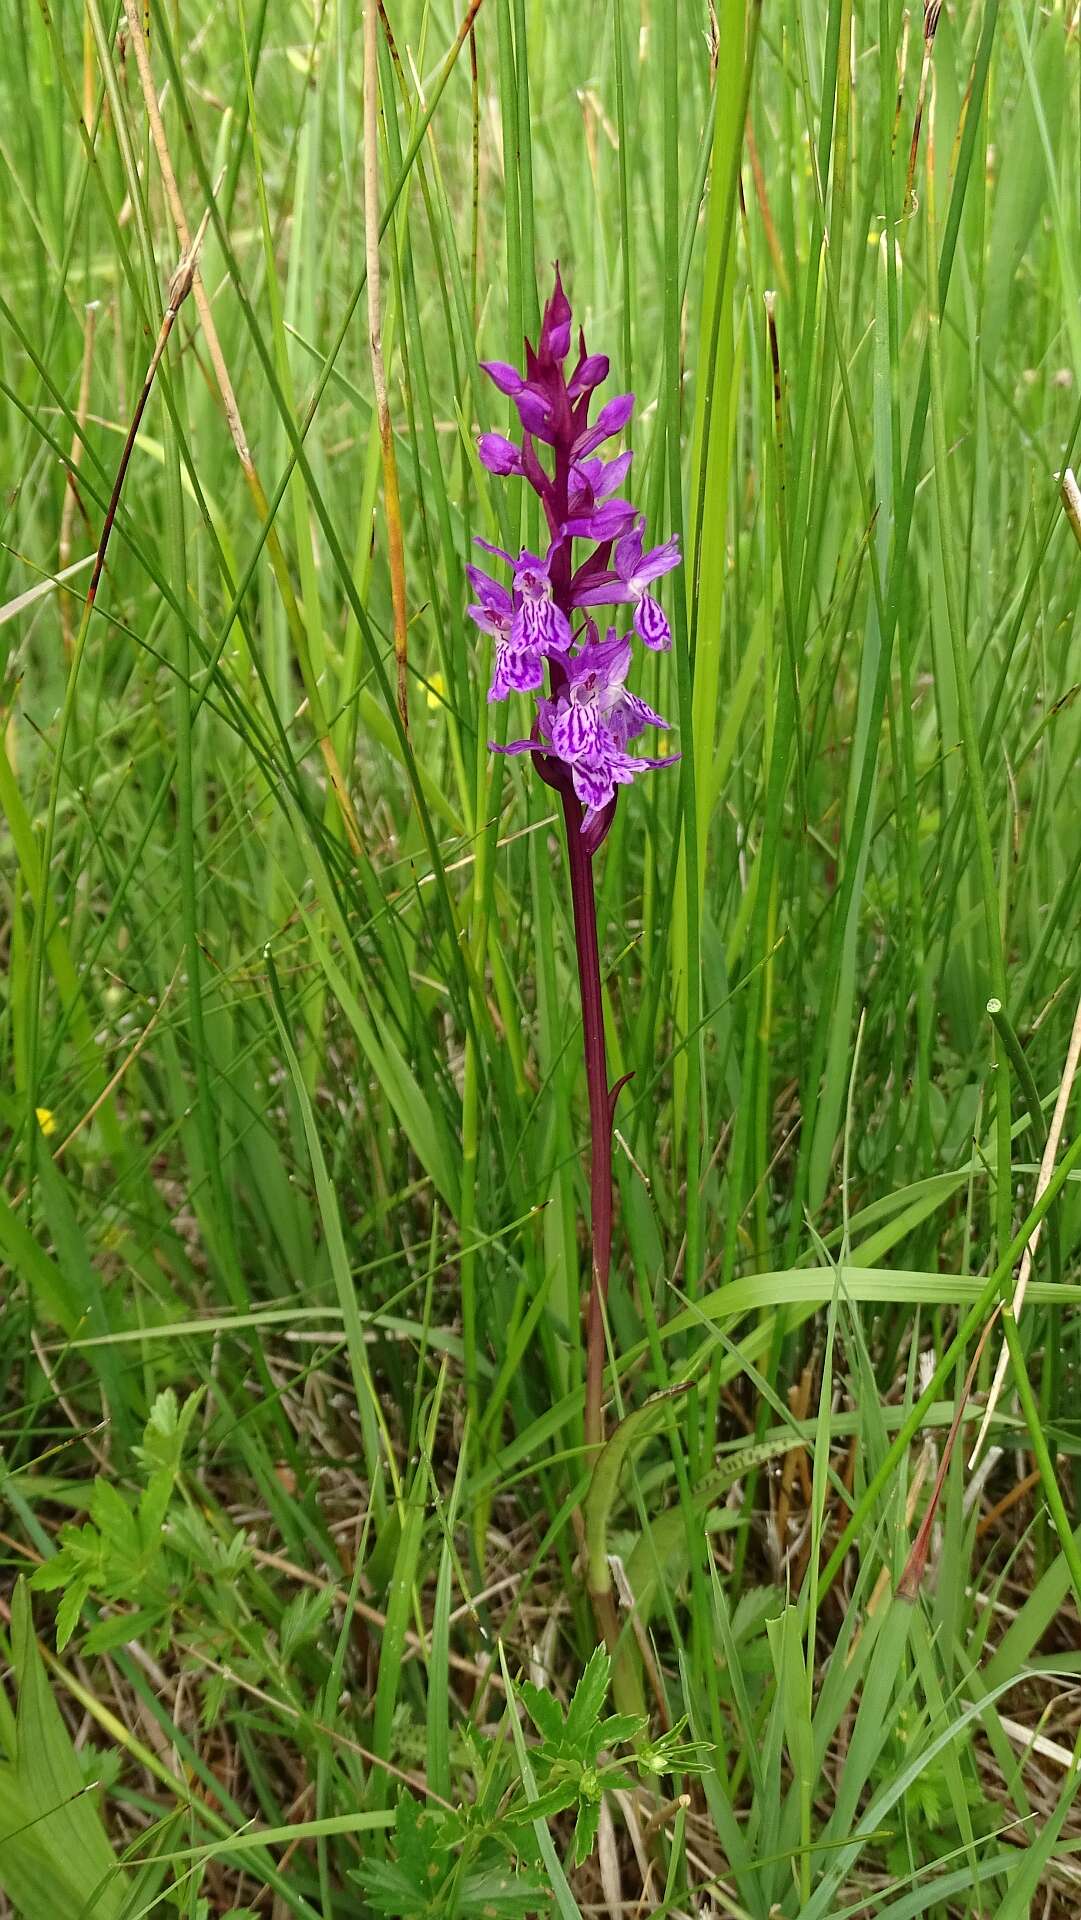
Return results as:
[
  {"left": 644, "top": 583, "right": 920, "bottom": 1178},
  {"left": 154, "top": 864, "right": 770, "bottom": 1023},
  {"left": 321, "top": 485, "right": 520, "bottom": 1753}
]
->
[
  {"left": 628, "top": 535, "right": 681, "bottom": 590},
  {"left": 570, "top": 575, "right": 633, "bottom": 610},
  {"left": 489, "top": 641, "right": 544, "bottom": 701},
  {"left": 595, "top": 450, "right": 633, "bottom": 499},
  {"left": 562, "top": 499, "right": 637, "bottom": 541},
  {"left": 571, "top": 756, "right": 617, "bottom": 813},
  {"left": 515, "top": 598, "right": 572, "bottom": 656},
  {"left": 474, "top": 537, "right": 516, "bottom": 569},
  {"left": 620, "top": 690, "right": 670, "bottom": 735},
  {"left": 613, "top": 520, "right": 645, "bottom": 582},
  {"left": 539, "top": 266, "right": 572, "bottom": 362},
  {"left": 634, "top": 594, "right": 672, "bottom": 651},
  {"left": 551, "top": 698, "right": 603, "bottom": 761},
  {"left": 467, "top": 602, "right": 510, "bottom": 640}
]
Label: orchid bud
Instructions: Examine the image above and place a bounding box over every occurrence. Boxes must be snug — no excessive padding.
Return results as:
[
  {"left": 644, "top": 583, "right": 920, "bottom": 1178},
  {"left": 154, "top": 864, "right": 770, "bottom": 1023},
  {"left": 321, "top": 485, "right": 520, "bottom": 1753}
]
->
[
  {"left": 478, "top": 433, "right": 522, "bottom": 476},
  {"left": 568, "top": 352, "right": 610, "bottom": 399},
  {"left": 481, "top": 359, "right": 524, "bottom": 396}
]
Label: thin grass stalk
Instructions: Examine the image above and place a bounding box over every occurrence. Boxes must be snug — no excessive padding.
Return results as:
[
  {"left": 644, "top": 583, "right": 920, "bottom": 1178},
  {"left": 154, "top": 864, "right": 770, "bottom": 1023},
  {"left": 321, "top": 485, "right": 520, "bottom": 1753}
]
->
[
  {"left": 783, "top": 0, "right": 1002, "bottom": 1260},
  {"left": 365, "top": 0, "right": 410, "bottom": 733},
  {"left": 120, "top": 0, "right": 367, "bottom": 858},
  {"left": 819, "top": 1114, "right": 1081, "bottom": 1596},
  {"left": 1000, "top": 1307, "right": 1081, "bottom": 1609},
  {"left": 973, "top": 986, "right": 1081, "bottom": 1461},
  {"left": 150, "top": 6, "right": 486, "bottom": 1058},
  {"left": 23, "top": 228, "right": 206, "bottom": 1195},
  {"left": 661, "top": 0, "right": 703, "bottom": 1313},
  {"left": 925, "top": 71, "right": 1012, "bottom": 1267},
  {"left": 57, "top": 298, "right": 96, "bottom": 658}
]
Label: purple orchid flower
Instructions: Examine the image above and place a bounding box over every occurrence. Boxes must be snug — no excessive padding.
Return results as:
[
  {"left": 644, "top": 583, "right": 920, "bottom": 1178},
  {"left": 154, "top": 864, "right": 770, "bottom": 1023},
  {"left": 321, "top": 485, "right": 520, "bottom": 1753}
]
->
[
  {"left": 538, "top": 266, "right": 573, "bottom": 362},
  {"left": 561, "top": 452, "right": 637, "bottom": 539},
  {"left": 474, "top": 539, "right": 573, "bottom": 653},
  {"left": 494, "top": 718, "right": 675, "bottom": 831},
  {"left": 465, "top": 563, "right": 513, "bottom": 639},
  {"left": 478, "top": 271, "right": 576, "bottom": 447},
  {"left": 571, "top": 516, "right": 680, "bottom": 651},
  {"left": 480, "top": 359, "right": 525, "bottom": 396},
  {"left": 494, "top": 625, "right": 676, "bottom": 827},
  {"left": 567, "top": 346, "right": 609, "bottom": 399},
  {"left": 566, "top": 626, "right": 673, "bottom": 749},
  {"left": 468, "top": 542, "right": 573, "bottom": 702}
]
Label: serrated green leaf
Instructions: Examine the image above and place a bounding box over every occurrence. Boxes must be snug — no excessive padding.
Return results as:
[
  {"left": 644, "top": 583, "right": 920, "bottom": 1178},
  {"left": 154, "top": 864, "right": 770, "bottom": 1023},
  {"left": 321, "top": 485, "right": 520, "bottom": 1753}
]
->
[
  {"left": 392, "top": 1791, "right": 445, "bottom": 1884},
  {"left": 138, "top": 1466, "right": 175, "bottom": 1545},
  {"left": 595, "top": 1712, "right": 647, "bottom": 1751},
  {"left": 29, "top": 1530, "right": 100, "bottom": 1596},
  {"left": 505, "top": 1779, "right": 580, "bottom": 1826},
  {"left": 82, "top": 1610, "right": 161, "bottom": 1657},
  {"left": 145, "top": 1389, "right": 180, "bottom": 1441},
  {"left": 279, "top": 1586, "right": 335, "bottom": 1663},
  {"left": 348, "top": 1859, "right": 428, "bottom": 1917},
  {"left": 563, "top": 1647, "right": 611, "bottom": 1754},
  {"left": 498, "top": 1645, "right": 584, "bottom": 1920},
  {"left": 518, "top": 1682, "right": 565, "bottom": 1747},
  {"left": 571, "top": 1795, "right": 600, "bottom": 1868},
  {"left": 89, "top": 1480, "right": 139, "bottom": 1561},
  {"left": 54, "top": 1576, "right": 92, "bottom": 1654},
  {"left": 459, "top": 1867, "right": 553, "bottom": 1915},
  {"left": 135, "top": 1388, "right": 205, "bottom": 1479}
]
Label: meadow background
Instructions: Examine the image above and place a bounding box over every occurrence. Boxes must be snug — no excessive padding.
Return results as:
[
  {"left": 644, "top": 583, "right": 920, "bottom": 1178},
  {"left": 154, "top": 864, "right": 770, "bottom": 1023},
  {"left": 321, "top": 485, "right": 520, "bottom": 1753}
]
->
[{"left": 2, "top": 0, "right": 1081, "bottom": 1913}]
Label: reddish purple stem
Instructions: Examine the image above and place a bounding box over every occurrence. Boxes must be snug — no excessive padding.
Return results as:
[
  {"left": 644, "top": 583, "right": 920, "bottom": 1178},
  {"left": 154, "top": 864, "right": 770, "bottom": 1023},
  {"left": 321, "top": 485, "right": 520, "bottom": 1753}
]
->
[
  {"left": 533, "top": 696, "right": 621, "bottom": 1445},
  {"left": 561, "top": 787, "right": 614, "bottom": 1452},
  {"left": 538, "top": 415, "right": 619, "bottom": 1451}
]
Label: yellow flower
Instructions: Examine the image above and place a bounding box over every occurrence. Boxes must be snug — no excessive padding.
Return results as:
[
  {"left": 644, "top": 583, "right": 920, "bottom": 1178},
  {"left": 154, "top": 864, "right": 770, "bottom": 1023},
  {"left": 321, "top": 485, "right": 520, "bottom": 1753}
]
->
[
  {"left": 36, "top": 1107, "right": 57, "bottom": 1137},
  {"left": 425, "top": 672, "right": 446, "bottom": 711}
]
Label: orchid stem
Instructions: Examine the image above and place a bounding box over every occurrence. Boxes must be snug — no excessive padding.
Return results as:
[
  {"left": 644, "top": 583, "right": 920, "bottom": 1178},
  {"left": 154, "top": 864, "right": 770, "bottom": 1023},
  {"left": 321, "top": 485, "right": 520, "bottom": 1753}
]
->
[{"left": 562, "top": 792, "right": 614, "bottom": 1456}]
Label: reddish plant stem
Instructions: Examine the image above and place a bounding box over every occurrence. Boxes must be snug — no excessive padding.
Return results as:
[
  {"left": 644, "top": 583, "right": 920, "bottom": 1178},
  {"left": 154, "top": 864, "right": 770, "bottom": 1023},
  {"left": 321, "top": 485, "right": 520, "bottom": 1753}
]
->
[
  {"left": 561, "top": 788, "right": 614, "bottom": 1454},
  {"left": 528, "top": 333, "right": 618, "bottom": 1454}
]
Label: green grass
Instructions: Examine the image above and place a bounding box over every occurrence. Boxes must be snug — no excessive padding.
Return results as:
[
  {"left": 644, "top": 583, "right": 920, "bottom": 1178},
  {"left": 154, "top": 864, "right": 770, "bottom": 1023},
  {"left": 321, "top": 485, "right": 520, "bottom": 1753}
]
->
[{"left": 2, "top": 0, "right": 1081, "bottom": 1913}]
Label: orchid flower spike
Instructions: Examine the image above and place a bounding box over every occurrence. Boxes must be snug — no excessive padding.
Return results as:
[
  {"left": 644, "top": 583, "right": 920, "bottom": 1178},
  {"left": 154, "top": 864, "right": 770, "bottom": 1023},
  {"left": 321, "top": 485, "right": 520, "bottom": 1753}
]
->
[{"left": 468, "top": 267, "right": 681, "bottom": 844}]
